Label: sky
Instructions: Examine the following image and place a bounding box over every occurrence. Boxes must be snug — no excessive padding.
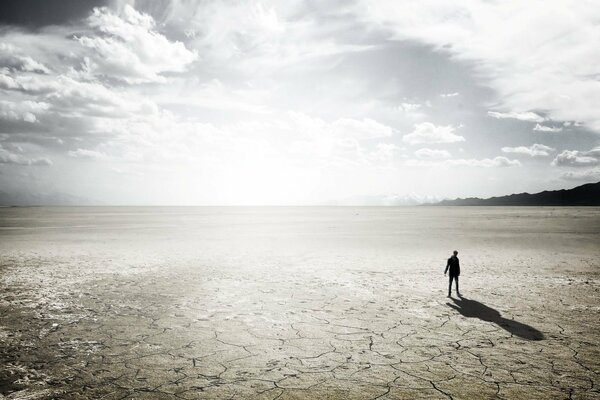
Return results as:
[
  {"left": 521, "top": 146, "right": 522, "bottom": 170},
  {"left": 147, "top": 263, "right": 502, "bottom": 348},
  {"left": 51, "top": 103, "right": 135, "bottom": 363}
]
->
[{"left": 0, "top": 0, "right": 599, "bottom": 205}]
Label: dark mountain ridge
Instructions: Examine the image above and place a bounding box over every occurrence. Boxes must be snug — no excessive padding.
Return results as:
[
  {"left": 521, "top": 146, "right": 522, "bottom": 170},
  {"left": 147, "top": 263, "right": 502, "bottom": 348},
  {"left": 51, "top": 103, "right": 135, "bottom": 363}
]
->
[{"left": 432, "top": 181, "right": 600, "bottom": 206}]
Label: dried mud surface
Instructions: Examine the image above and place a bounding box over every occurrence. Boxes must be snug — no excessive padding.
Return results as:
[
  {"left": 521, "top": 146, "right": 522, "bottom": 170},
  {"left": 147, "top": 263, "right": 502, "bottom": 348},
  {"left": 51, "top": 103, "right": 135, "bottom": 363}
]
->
[{"left": 1, "top": 207, "right": 599, "bottom": 399}]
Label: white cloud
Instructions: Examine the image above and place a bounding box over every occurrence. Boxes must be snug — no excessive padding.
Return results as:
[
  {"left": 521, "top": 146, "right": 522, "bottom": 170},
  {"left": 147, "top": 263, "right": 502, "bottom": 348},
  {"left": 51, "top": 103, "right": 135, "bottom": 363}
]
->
[
  {"left": 399, "top": 102, "right": 422, "bottom": 112},
  {"left": 68, "top": 148, "right": 109, "bottom": 160},
  {"left": 155, "top": 78, "right": 270, "bottom": 114},
  {"left": 370, "top": 143, "right": 400, "bottom": 162},
  {"left": 285, "top": 113, "right": 399, "bottom": 167},
  {"left": 0, "top": 100, "right": 50, "bottom": 123},
  {"left": 402, "top": 122, "right": 464, "bottom": 144},
  {"left": 552, "top": 147, "right": 600, "bottom": 167},
  {"left": 330, "top": 118, "right": 394, "bottom": 140},
  {"left": 560, "top": 168, "right": 600, "bottom": 181},
  {"left": 406, "top": 156, "right": 520, "bottom": 168},
  {"left": 76, "top": 6, "right": 197, "bottom": 83},
  {"left": 445, "top": 156, "right": 521, "bottom": 168},
  {"left": 0, "top": 145, "right": 52, "bottom": 166},
  {"left": 0, "top": 43, "right": 50, "bottom": 74},
  {"left": 361, "top": 1, "right": 600, "bottom": 131},
  {"left": 414, "top": 148, "right": 451, "bottom": 159},
  {"left": 152, "top": 1, "right": 372, "bottom": 72},
  {"left": 440, "top": 92, "right": 459, "bottom": 98},
  {"left": 501, "top": 143, "right": 555, "bottom": 157},
  {"left": 533, "top": 123, "right": 563, "bottom": 133},
  {"left": 487, "top": 111, "right": 544, "bottom": 122},
  {"left": 0, "top": 72, "right": 158, "bottom": 119}
]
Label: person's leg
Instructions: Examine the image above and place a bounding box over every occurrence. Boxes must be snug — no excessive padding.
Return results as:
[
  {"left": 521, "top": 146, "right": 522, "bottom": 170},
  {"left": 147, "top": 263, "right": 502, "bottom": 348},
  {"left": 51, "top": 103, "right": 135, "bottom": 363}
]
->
[
  {"left": 455, "top": 276, "right": 460, "bottom": 295},
  {"left": 448, "top": 275, "right": 453, "bottom": 296}
]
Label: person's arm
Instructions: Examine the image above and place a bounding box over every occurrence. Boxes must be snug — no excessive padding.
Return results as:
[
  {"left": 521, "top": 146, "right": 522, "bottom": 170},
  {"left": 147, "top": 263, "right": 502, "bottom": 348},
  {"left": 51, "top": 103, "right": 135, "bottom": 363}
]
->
[{"left": 444, "top": 258, "right": 450, "bottom": 274}]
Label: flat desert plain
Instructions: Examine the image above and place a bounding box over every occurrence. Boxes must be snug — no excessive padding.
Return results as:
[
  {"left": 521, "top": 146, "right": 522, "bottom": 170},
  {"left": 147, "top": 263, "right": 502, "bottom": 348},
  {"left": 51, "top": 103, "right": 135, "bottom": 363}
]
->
[{"left": 0, "top": 207, "right": 599, "bottom": 399}]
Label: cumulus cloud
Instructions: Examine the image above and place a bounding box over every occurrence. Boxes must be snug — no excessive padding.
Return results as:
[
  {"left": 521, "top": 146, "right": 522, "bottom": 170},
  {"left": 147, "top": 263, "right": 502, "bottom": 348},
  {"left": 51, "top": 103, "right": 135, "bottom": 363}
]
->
[
  {"left": 76, "top": 6, "right": 197, "bottom": 83},
  {"left": 533, "top": 123, "right": 563, "bottom": 132},
  {"left": 414, "top": 148, "right": 451, "bottom": 159},
  {"left": 360, "top": 1, "right": 600, "bottom": 132},
  {"left": 552, "top": 147, "right": 600, "bottom": 167},
  {"left": 0, "top": 100, "right": 50, "bottom": 123},
  {"left": 487, "top": 111, "right": 544, "bottom": 122},
  {"left": 0, "top": 71, "right": 158, "bottom": 120},
  {"left": 402, "top": 122, "right": 464, "bottom": 144},
  {"left": 501, "top": 144, "right": 555, "bottom": 157},
  {"left": 0, "top": 43, "right": 50, "bottom": 74},
  {"left": 0, "top": 145, "right": 52, "bottom": 166}
]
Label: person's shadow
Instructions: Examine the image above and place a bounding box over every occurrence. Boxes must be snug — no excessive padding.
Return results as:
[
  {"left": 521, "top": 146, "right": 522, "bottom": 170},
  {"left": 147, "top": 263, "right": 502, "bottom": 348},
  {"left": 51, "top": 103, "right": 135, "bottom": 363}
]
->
[{"left": 447, "top": 296, "right": 544, "bottom": 341}]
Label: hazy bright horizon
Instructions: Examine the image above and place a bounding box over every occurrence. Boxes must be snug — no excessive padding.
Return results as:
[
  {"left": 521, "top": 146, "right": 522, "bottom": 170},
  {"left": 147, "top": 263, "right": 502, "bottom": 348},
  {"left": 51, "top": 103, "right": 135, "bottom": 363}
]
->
[{"left": 1, "top": 1, "right": 600, "bottom": 205}]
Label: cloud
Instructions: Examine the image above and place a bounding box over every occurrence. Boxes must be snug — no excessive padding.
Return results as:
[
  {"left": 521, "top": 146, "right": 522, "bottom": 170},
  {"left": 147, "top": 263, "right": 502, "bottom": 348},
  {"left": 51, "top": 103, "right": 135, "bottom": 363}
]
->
[
  {"left": 552, "top": 147, "right": 600, "bottom": 167},
  {"left": 369, "top": 143, "right": 400, "bottom": 162},
  {"left": 0, "top": 144, "right": 52, "bottom": 166},
  {"left": 76, "top": 6, "right": 197, "bottom": 83},
  {"left": 446, "top": 156, "right": 521, "bottom": 168},
  {"left": 533, "top": 123, "right": 563, "bottom": 133},
  {"left": 487, "top": 111, "right": 544, "bottom": 122},
  {"left": 0, "top": 43, "right": 50, "bottom": 74},
  {"left": 330, "top": 118, "right": 394, "bottom": 140},
  {"left": 501, "top": 144, "right": 555, "bottom": 157},
  {"left": 406, "top": 156, "right": 520, "bottom": 168},
  {"left": 402, "top": 122, "right": 464, "bottom": 144},
  {"left": 560, "top": 168, "right": 600, "bottom": 181},
  {"left": 0, "top": 100, "right": 50, "bottom": 123},
  {"left": 286, "top": 113, "right": 398, "bottom": 167},
  {"left": 140, "top": 0, "right": 371, "bottom": 72},
  {"left": 0, "top": 2, "right": 594, "bottom": 204},
  {"left": 0, "top": 71, "right": 158, "bottom": 120},
  {"left": 414, "top": 148, "right": 451, "bottom": 159},
  {"left": 399, "top": 102, "right": 422, "bottom": 112},
  {"left": 155, "top": 78, "right": 270, "bottom": 114},
  {"left": 398, "top": 101, "right": 428, "bottom": 119},
  {"left": 360, "top": 1, "right": 600, "bottom": 131},
  {"left": 68, "top": 148, "right": 109, "bottom": 160}
]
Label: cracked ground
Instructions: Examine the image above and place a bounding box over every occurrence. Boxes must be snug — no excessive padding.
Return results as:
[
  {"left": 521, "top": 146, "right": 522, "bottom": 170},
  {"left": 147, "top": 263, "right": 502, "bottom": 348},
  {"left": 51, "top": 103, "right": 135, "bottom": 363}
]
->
[{"left": 1, "top": 207, "right": 599, "bottom": 399}]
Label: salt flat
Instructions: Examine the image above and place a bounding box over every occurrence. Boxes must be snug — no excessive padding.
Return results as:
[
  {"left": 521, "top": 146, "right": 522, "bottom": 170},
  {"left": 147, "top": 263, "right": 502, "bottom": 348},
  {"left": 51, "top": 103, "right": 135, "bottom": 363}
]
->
[{"left": 1, "top": 207, "right": 599, "bottom": 399}]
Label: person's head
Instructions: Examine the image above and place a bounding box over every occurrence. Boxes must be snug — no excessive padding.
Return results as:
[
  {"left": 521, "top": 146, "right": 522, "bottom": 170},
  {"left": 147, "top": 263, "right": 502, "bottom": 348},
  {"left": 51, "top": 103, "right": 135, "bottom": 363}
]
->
[{"left": 453, "top": 250, "right": 458, "bottom": 256}]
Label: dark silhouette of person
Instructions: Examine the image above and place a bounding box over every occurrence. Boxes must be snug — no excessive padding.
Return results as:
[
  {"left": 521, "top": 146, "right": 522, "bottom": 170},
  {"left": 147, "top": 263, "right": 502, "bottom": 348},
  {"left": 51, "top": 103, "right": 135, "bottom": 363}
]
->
[{"left": 444, "top": 250, "right": 460, "bottom": 297}]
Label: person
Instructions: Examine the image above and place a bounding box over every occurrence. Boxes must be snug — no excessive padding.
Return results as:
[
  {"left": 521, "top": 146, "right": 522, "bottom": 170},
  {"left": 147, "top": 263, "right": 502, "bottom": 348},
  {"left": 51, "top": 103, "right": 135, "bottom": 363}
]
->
[{"left": 444, "top": 250, "right": 460, "bottom": 297}]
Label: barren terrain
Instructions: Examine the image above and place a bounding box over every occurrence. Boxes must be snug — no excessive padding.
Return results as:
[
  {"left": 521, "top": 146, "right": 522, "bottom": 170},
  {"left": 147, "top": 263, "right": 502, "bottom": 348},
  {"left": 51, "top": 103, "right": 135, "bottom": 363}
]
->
[{"left": 1, "top": 207, "right": 599, "bottom": 399}]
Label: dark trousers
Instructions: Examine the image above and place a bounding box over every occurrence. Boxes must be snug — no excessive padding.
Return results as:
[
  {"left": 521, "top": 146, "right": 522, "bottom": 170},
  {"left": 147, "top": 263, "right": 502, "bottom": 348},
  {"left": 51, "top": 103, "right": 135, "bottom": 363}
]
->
[{"left": 448, "top": 275, "right": 459, "bottom": 295}]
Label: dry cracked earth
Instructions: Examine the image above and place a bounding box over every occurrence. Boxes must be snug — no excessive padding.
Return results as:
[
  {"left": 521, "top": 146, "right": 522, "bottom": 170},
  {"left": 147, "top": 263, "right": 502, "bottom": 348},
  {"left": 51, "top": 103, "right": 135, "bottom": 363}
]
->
[{"left": 0, "top": 207, "right": 599, "bottom": 399}]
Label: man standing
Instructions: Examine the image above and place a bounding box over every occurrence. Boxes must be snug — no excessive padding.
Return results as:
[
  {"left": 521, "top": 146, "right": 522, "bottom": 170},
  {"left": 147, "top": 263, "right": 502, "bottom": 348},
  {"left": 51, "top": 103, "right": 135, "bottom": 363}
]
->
[{"left": 444, "top": 250, "right": 460, "bottom": 297}]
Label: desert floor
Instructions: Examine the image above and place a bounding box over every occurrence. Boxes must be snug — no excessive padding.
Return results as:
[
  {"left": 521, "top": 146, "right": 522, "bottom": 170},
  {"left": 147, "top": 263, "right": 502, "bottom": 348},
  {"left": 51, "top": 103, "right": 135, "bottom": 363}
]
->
[{"left": 1, "top": 207, "right": 599, "bottom": 399}]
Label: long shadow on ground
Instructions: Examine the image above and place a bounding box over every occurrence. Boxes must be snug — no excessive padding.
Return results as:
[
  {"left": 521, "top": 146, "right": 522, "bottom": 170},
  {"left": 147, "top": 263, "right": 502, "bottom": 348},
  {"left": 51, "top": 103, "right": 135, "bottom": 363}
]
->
[{"left": 447, "top": 296, "right": 544, "bottom": 341}]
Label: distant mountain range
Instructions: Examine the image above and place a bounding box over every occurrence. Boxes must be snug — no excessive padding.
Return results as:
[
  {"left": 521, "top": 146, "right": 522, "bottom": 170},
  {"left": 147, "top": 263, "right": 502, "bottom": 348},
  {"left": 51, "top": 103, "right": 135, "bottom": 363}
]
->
[{"left": 432, "top": 181, "right": 600, "bottom": 206}]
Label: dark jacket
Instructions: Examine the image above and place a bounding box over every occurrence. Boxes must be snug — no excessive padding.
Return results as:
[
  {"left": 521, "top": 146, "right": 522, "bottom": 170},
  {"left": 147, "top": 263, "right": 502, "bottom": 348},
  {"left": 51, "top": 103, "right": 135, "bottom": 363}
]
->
[{"left": 445, "top": 255, "right": 460, "bottom": 276}]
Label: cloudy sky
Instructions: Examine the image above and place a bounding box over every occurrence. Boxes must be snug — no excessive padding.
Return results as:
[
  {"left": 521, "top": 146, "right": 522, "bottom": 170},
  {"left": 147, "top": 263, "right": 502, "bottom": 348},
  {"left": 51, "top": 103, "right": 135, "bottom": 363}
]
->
[{"left": 0, "top": 0, "right": 599, "bottom": 205}]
